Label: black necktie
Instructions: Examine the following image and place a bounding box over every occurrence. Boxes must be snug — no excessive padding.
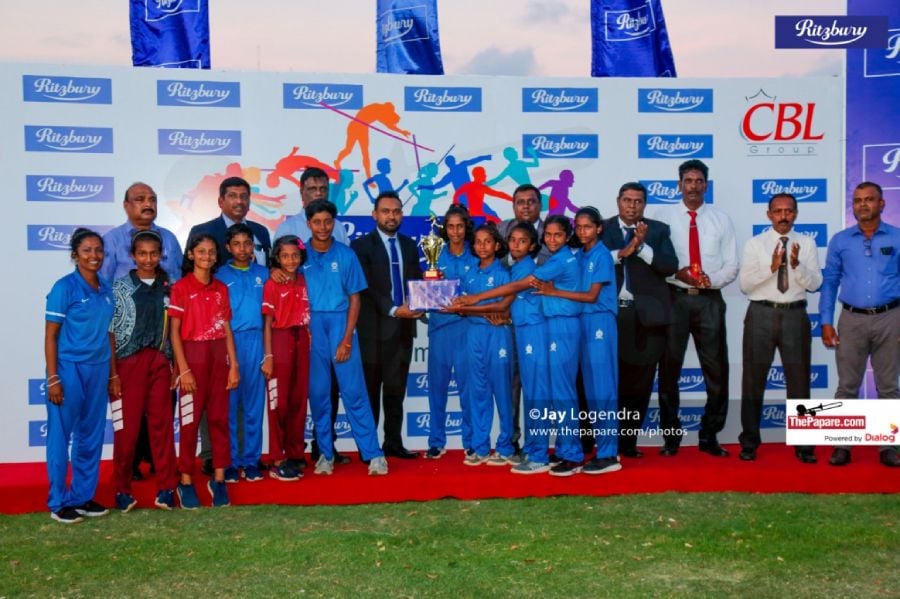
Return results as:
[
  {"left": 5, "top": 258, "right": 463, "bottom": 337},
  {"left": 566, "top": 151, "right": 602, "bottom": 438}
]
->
[
  {"left": 389, "top": 237, "right": 403, "bottom": 306},
  {"left": 624, "top": 227, "right": 635, "bottom": 293},
  {"left": 777, "top": 236, "right": 789, "bottom": 294}
]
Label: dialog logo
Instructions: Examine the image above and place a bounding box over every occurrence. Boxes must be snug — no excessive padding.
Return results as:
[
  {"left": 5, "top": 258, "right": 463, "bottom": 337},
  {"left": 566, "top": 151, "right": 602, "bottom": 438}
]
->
[
  {"left": 752, "top": 223, "right": 827, "bottom": 248},
  {"left": 22, "top": 75, "right": 112, "bottom": 104},
  {"left": 775, "top": 15, "right": 888, "bottom": 49},
  {"left": 25, "top": 126, "right": 113, "bottom": 153},
  {"left": 522, "top": 88, "right": 598, "bottom": 112},
  {"left": 158, "top": 129, "right": 241, "bottom": 155},
  {"left": 638, "top": 135, "right": 713, "bottom": 159},
  {"left": 145, "top": 0, "right": 201, "bottom": 21},
  {"left": 157, "top": 80, "right": 240, "bottom": 107},
  {"left": 26, "top": 175, "right": 115, "bottom": 203},
  {"left": 741, "top": 89, "right": 824, "bottom": 156},
  {"left": 282, "top": 83, "right": 364, "bottom": 109},
  {"left": 641, "top": 179, "right": 715, "bottom": 205},
  {"left": 638, "top": 88, "right": 713, "bottom": 113},
  {"left": 604, "top": 0, "right": 656, "bottom": 40},
  {"left": 523, "top": 134, "right": 598, "bottom": 159},
  {"left": 752, "top": 179, "right": 827, "bottom": 203},
  {"left": 405, "top": 87, "right": 482, "bottom": 112},
  {"left": 27, "top": 225, "right": 114, "bottom": 251}
]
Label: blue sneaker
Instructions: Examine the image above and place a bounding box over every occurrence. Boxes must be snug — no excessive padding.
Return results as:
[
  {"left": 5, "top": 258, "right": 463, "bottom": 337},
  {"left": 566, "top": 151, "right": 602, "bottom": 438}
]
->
[
  {"left": 177, "top": 483, "right": 201, "bottom": 510},
  {"left": 154, "top": 489, "right": 176, "bottom": 510},
  {"left": 269, "top": 463, "right": 301, "bottom": 481},
  {"left": 242, "top": 464, "right": 264, "bottom": 482},
  {"left": 224, "top": 466, "right": 241, "bottom": 483},
  {"left": 115, "top": 492, "right": 137, "bottom": 513},
  {"left": 207, "top": 480, "right": 230, "bottom": 507}
]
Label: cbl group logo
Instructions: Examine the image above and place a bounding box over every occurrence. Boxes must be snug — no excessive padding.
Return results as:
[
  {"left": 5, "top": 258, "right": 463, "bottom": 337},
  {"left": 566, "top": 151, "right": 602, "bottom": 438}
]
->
[
  {"left": 775, "top": 15, "right": 888, "bottom": 49},
  {"left": 22, "top": 75, "right": 112, "bottom": 104},
  {"left": 641, "top": 179, "right": 715, "bottom": 205},
  {"left": 157, "top": 80, "right": 241, "bottom": 107},
  {"left": 766, "top": 365, "right": 828, "bottom": 390},
  {"left": 522, "top": 88, "right": 598, "bottom": 112},
  {"left": 638, "top": 135, "right": 713, "bottom": 159},
  {"left": 523, "top": 134, "right": 599, "bottom": 159},
  {"left": 145, "top": 0, "right": 201, "bottom": 21},
  {"left": 158, "top": 129, "right": 241, "bottom": 155},
  {"left": 26, "top": 175, "right": 115, "bottom": 203},
  {"left": 638, "top": 88, "right": 713, "bottom": 113},
  {"left": 25, "top": 126, "right": 113, "bottom": 153},
  {"left": 740, "top": 89, "right": 824, "bottom": 156},
  {"left": 27, "top": 225, "right": 114, "bottom": 251},
  {"left": 404, "top": 87, "right": 482, "bottom": 112},
  {"left": 751, "top": 179, "right": 827, "bottom": 203},
  {"left": 282, "top": 83, "right": 364, "bottom": 110},
  {"left": 864, "top": 28, "right": 900, "bottom": 78},
  {"left": 752, "top": 223, "right": 828, "bottom": 248},
  {"left": 604, "top": 0, "right": 657, "bottom": 40}
]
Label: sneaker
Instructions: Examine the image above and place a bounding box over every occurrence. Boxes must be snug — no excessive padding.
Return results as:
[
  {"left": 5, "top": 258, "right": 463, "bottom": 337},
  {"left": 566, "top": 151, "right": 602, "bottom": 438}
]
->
[
  {"left": 511, "top": 460, "right": 552, "bottom": 475},
  {"left": 286, "top": 457, "right": 308, "bottom": 471},
  {"left": 368, "top": 456, "right": 389, "bottom": 476},
  {"left": 463, "top": 452, "right": 489, "bottom": 466},
  {"left": 269, "top": 463, "right": 301, "bottom": 481},
  {"left": 177, "top": 483, "right": 201, "bottom": 510},
  {"left": 334, "top": 452, "right": 352, "bottom": 465},
  {"left": 549, "top": 460, "right": 582, "bottom": 477},
  {"left": 115, "top": 492, "right": 138, "bottom": 513},
  {"left": 549, "top": 453, "right": 562, "bottom": 464},
  {"left": 314, "top": 455, "right": 334, "bottom": 475},
  {"left": 583, "top": 456, "right": 623, "bottom": 475},
  {"left": 207, "top": 480, "right": 230, "bottom": 507},
  {"left": 224, "top": 466, "right": 241, "bottom": 483},
  {"left": 242, "top": 464, "right": 264, "bottom": 482},
  {"left": 51, "top": 507, "right": 84, "bottom": 524},
  {"left": 425, "top": 447, "right": 446, "bottom": 459},
  {"left": 506, "top": 453, "right": 525, "bottom": 466},
  {"left": 487, "top": 452, "right": 518, "bottom": 466},
  {"left": 154, "top": 489, "right": 176, "bottom": 510},
  {"left": 75, "top": 499, "right": 109, "bottom": 517}
]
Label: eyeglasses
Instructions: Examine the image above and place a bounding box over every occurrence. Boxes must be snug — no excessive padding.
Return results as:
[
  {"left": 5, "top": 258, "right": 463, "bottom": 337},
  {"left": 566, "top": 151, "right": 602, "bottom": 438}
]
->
[{"left": 863, "top": 238, "right": 872, "bottom": 257}]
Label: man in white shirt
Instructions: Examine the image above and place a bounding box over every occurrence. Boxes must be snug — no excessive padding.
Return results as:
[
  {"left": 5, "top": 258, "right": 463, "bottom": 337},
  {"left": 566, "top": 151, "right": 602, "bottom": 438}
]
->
[
  {"left": 738, "top": 193, "right": 822, "bottom": 463},
  {"left": 653, "top": 160, "right": 739, "bottom": 457}
]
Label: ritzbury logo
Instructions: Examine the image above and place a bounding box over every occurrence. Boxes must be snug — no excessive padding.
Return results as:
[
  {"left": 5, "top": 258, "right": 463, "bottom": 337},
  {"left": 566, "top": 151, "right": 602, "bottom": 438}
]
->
[
  {"left": 27, "top": 225, "right": 113, "bottom": 251},
  {"left": 760, "top": 404, "right": 787, "bottom": 429},
  {"left": 775, "top": 16, "right": 888, "bottom": 49},
  {"left": 523, "top": 134, "right": 599, "bottom": 159},
  {"left": 808, "top": 313, "right": 822, "bottom": 337},
  {"left": 146, "top": 0, "right": 201, "bottom": 22},
  {"left": 283, "top": 83, "right": 364, "bottom": 110},
  {"left": 406, "top": 412, "right": 464, "bottom": 437},
  {"left": 640, "top": 180, "right": 715, "bottom": 205},
  {"left": 862, "top": 143, "right": 900, "bottom": 192},
  {"left": 158, "top": 129, "right": 241, "bottom": 155},
  {"left": 157, "top": 80, "right": 240, "bottom": 107},
  {"left": 26, "top": 175, "right": 115, "bottom": 203},
  {"left": 752, "top": 223, "right": 827, "bottom": 248},
  {"left": 638, "top": 88, "right": 713, "bottom": 113},
  {"left": 30, "top": 420, "right": 114, "bottom": 446},
  {"left": 25, "top": 126, "right": 113, "bottom": 153},
  {"left": 522, "top": 88, "right": 598, "bottom": 112},
  {"left": 23, "top": 75, "right": 112, "bottom": 104},
  {"left": 864, "top": 29, "right": 900, "bottom": 78},
  {"left": 652, "top": 368, "right": 706, "bottom": 393},
  {"left": 752, "top": 179, "right": 827, "bottom": 203},
  {"left": 766, "top": 365, "right": 828, "bottom": 390},
  {"left": 638, "top": 135, "right": 713, "bottom": 159},
  {"left": 380, "top": 5, "right": 427, "bottom": 44},
  {"left": 605, "top": 1, "right": 655, "bottom": 40},
  {"left": 644, "top": 407, "right": 704, "bottom": 432},
  {"left": 406, "top": 373, "right": 459, "bottom": 398},
  {"left": 28, "top": 379, "right": 45, "bottom": 405},
  {"left": 405, "top": 87, "right": 482, "bottom": 112}
]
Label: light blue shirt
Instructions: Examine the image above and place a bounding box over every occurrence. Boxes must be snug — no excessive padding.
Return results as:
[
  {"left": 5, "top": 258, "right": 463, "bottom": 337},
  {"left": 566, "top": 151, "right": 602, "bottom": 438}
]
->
[
  {"left": 100, "top": 221, "right": 182, "bottom": 283},
  {"left": 215, "top": 261, "right": 267, "bottom": 332},
  {"left": 303, "top": 240, "right": 367, "bottom": 312},
  {"left": 275, "top": 213, "right": 350, "bottom": 246},
  {"left": 46, "top": 269, "right": 114, "bottom": 364}
]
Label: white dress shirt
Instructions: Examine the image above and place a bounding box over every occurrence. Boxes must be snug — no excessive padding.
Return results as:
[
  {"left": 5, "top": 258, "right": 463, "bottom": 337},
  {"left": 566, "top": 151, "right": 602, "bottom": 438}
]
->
[
  {"left": 739, "top": 227, "right": 822, "bottom": 302},
  {"left": 611, "top": 217, "right": 655, "bottom": 301},
  {"left": 653, "top": 202, "right": 739, "bottom": 289}
]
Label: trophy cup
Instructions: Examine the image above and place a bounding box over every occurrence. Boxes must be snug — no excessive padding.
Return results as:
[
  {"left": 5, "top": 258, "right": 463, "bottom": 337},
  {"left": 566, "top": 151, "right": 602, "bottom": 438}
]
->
[{"left": 407, "top": 215, "right": 461, "bottom": 311}]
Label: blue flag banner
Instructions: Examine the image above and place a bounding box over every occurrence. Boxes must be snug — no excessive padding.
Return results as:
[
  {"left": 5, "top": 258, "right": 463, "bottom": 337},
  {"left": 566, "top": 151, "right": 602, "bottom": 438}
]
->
[
  {"left": 590, "top": 0, "right": 676, "bottom": 77},
  {"left": 130, "top": 0, "right": 210, "bottom": 68},
  {"left": 376, "top": 0, "right": 444, "bottom": 75}
]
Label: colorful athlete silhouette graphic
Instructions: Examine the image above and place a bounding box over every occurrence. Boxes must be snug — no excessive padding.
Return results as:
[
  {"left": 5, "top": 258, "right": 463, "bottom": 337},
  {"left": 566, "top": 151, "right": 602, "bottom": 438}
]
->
[
  {"left": 330, "top": 169, "right": 360, "bottom": 215},
  {"left": 453, "top": 166, "right": 511, "bottom": 224},
  {"left": 266, "top": 146, "right": 337, "bottom": 189},
  {"left": 539, "top": 169, "right": 579, "bottom": 217},
  {"left": 333, "top": 102, "right": 410, "bottom": 181},
  {"left": 486, "top": 146, "right": 540, "bottom": 188},
  {"left": 420, "top": 153, "right": 492, "bottom": 207},
  {"left": 407, "top": 162, "right": 448, "bottom": 216},
  {"left": 362, "top": 158, "right": 409, "bottom": 203}
]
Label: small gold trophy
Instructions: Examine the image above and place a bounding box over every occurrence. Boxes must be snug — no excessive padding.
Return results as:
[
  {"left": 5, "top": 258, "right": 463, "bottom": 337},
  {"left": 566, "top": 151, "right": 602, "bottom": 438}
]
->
[{"left": 418, "top": 214, "right": 445, "bottom": 281}]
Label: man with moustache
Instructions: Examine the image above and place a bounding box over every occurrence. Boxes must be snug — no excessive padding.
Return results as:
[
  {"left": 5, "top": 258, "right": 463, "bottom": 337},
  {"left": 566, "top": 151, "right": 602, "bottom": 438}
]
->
[
  {"left": 601, "top": 182, "right": 678, "bottom": 458},
  {"left": 738, "top": 193, "right": 821, "bottom": 463},
  {"left": 820, "top": 182, "right": 899, "bottom": 468}
]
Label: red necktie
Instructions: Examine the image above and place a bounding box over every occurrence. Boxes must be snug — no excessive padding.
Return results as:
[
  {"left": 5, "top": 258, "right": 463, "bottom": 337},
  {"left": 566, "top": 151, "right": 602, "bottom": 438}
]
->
[{"left": 688, "top": 210, "right": 702, "bottom": 275}]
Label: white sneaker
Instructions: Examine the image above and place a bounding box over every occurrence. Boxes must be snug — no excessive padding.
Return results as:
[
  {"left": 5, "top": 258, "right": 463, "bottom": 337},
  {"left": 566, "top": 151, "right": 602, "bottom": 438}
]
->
[
  {"left": 314, "top": 455, "right": 334, "bottom": 475},
  {"left": 464, "top": 452, "right": 489, "bottom": 466},
  {"left": 368, "top": 456, "right": 389, "bottom": 476},
  {"left": 511, "top": 460, "right": 551, "bottom": 475}
]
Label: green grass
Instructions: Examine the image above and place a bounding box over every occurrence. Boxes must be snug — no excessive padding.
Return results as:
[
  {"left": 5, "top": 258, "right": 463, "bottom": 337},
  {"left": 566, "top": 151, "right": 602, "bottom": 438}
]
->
[{"left": 1, "top": 493, "right": 897, "bottom": 598}]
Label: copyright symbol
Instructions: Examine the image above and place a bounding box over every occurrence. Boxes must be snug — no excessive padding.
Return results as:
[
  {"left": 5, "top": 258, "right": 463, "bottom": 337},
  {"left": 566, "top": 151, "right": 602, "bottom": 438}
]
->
[{"left": 529, "top": 409, "right": 540, "bottom": 420}]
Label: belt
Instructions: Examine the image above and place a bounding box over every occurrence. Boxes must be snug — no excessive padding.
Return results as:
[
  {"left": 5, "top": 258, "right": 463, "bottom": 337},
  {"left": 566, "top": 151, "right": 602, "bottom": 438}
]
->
[
  {"left": 618, "top": 299, "right": 635, "bottom": 308},
  {"left": 842, "top": 299, "right": 899, "bottom": 315},
  {"left": 669, "top": 285, "right": 720, "bottom": 297},
  {"left": 753, "top": 299, "right": 807, "bottom": 310}
]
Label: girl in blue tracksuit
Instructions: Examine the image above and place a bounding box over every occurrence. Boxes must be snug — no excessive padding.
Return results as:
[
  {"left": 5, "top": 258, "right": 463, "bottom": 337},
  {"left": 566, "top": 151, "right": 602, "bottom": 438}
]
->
[
  {"left": 425, "top": 205, "right": 478, "bottom": 459},
  {"left": 44, "top": 228, "right": 115, "bottom": 523},
  {"left": 535, "top": 207, "right": 621, "bottom": 475}
]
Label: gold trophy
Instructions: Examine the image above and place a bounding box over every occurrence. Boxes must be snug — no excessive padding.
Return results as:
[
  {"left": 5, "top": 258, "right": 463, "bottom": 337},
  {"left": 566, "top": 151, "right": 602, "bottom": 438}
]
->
[
  {"left": 418, "top": 214, "right": 445, "bottom": 280},
  {"left": 408, "top": 214, "right": 460, "bottom": 311}
]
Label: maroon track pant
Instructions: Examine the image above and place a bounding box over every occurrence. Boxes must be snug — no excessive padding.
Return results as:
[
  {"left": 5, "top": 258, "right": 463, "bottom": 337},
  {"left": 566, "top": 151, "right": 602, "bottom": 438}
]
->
[
  {"left": 268, "top": 326, "right": 310, "bottom": 463},
  {"left": 178, "top": 339, "right": 230, "bottom": 475}
]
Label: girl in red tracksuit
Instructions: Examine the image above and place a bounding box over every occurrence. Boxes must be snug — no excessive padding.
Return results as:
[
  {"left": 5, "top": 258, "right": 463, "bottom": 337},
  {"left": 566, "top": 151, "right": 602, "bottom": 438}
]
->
[{"left": 261, "top": 235, "right": 311, "bottom": 481}]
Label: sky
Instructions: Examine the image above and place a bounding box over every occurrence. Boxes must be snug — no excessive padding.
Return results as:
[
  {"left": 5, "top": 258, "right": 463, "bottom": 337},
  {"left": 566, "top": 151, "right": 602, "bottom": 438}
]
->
[{"left": 0, "top": 0, "right": 846, "bottom": 77}]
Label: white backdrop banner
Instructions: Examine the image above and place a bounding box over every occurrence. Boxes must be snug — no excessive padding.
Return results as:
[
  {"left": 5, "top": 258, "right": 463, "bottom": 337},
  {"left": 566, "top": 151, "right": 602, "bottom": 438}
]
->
[{"left": 2, "top": 63, "right": 844, "bottom": 462}]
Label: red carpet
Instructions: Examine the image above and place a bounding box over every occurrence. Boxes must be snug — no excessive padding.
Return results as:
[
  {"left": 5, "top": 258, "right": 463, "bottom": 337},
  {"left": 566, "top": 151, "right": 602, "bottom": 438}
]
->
[{"left": 2, "top": 444, "right": 897, "bottom": 514}]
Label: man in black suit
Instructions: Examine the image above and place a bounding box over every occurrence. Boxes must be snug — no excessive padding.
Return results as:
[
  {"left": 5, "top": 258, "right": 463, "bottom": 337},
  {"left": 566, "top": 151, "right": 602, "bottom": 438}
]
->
[
  {"left": 601, "top": 182, "right": 678, "bottom": 458},
  {"left": 187, "top": 176, "right": 272, "bottom": 267},
  {"left": 351, "top": 191, "right": 423, "bottom": 458}
]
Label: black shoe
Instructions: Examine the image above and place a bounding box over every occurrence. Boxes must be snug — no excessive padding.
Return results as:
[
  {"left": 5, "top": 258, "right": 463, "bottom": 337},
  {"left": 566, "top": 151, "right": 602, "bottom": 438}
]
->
[
  {"left": 285, "top": 457, "right": 308, "bottom": 471},
  {"left": 200, "top": 458, "right": 214, "bottom": 477},
  {"left": 334, "top": 452, "right": 352, "bottom": 465},
  {"left": 383, "top": 445, "right": 419, "bottom": 459},
  {"left": 74, "top": 499, "right": 109, "bottom": 518},
  {"left": 699, "top": 441, "right": 730, "bottom": 457},
  {"left": 659, "top": 445, "right": 679, "bottom": 457},
  {"left": 739, "top": 447, "right": 756, "bottom": 461},
  {"left": 829, "top": 448, "right": 851, "bottom": 466},
  {"left": 795, "top": 448, "right": 817, "bottom": 464},
  {"left": 620, "top": 448, "right": 644, "bottom": 459},
  {"left": 51, "top": 506, "right": 84, "bottom": 524},
  {"left": 879, "top": 448, "right": 900, "bottom": 468},
  {"left": 549, "top": 453, "right": 562, "bottom": 464},
  {"left": 257, "top": 459, "right": 270, "bottom": 471},
  {"left": 131, "top": 467, "right": 143, "bottom": 481}
]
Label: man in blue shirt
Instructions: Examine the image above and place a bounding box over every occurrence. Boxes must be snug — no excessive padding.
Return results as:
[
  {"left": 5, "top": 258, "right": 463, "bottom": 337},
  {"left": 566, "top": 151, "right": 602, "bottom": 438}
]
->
[
  {"left": 820, "top": 181, "right": 899, "bottom": 468},
  {"left": 275, "top": 167, "right": 350, "bottom": 245}
]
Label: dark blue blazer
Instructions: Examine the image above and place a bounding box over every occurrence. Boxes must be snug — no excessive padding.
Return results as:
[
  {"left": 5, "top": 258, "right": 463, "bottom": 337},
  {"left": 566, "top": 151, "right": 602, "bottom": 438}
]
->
[{"left": 187, "top": 215, "right": 272, "bottom": 268}]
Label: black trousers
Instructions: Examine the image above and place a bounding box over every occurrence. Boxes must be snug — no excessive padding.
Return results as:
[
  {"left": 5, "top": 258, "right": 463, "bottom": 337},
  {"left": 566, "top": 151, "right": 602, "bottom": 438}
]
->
[
  {"left": 362, "top": 336, "right": 413, "bottom": 449},
  {"left": 657, "top": 288, "right": 729, "bottom": 447},
  {"left": 739, "top": 301, "right": 810, "bottom": 450}
]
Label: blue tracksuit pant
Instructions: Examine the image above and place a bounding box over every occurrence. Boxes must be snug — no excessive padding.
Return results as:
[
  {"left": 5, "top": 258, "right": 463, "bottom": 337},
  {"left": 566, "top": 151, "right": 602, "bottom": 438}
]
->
[
  {"left": 229, "top": 329, "right": 265, "bottom": 468},
  {"left": 427, "top": 319, "right": 471, "bottom": 450},
  {"left": 516, "top": 322, "right": 551, "bottom": 464},
  {"left": 548, "top": 316, "right": 582, "bottom": 462},
  {"left": 581, "top": 311, "right": 619, "bottom": 459},
  {"left": 465, "top": 322, "right": 514, "bottom": 457}
]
